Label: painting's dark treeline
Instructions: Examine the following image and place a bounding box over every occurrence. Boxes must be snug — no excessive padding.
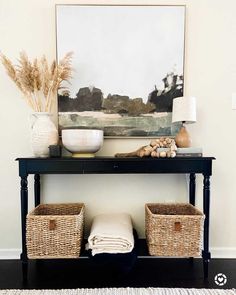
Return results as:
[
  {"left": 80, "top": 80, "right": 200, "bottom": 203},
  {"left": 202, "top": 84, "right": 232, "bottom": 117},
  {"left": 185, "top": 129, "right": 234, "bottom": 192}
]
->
[
  {"left": 58, "top": 72, "right": 183, "bottom": 115},
  {"left": 148, "top": 73, "right": 183, "bottom": 112}
]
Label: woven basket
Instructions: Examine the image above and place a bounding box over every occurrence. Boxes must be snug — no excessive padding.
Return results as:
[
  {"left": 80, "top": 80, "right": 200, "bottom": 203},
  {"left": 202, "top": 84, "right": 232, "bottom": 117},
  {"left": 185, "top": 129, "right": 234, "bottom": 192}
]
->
[
  {"left": 145, "top": 203, "right": 204, "bottom": 257},
  {"left": 26, "top": 203, "right": 84, "bottom": 259}
]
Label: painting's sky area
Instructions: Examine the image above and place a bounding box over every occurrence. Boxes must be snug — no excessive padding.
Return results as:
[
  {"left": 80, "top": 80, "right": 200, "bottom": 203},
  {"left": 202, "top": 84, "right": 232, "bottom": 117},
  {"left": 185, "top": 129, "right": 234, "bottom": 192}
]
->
[{"left": 57, "top": 5, "right": 185, "bottom": 102}]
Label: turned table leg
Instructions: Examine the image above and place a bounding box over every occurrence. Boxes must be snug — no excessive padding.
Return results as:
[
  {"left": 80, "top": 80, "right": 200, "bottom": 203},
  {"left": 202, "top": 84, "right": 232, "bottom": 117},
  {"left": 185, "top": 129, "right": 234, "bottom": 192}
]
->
[
  {"left": 189, "top": 173, "right": 196, "bottom": 206},
  {"left": 202, "top": 174, "right": 211, "bottom": 279},
  {"left": 20, "top": 175, "right": 28, "bottom": 282},
  {"left": 34, "top": 174, "right": 40, "bottom": 207}
]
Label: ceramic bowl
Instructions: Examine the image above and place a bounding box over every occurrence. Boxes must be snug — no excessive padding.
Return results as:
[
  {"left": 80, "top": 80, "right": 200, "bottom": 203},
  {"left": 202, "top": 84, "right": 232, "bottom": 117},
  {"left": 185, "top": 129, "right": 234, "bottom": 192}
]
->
[{"left": 62, "top": 129, "right": 104, "bottom": 158}]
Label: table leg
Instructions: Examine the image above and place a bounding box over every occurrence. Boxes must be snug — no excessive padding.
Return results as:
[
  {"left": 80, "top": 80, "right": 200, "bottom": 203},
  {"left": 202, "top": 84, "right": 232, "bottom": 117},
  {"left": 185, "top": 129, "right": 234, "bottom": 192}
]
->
[
  {"left": 189, "top": 173, "right": 196, "bottom": 206},
  {"left": 34, "top": 174, "right": 40, "bottom": 207},
  {"left": 20, "top": 176, "right": 28, "bottom": 282},
  {"left": 202, "top": 174, "right": 211, "bottom": 279}
]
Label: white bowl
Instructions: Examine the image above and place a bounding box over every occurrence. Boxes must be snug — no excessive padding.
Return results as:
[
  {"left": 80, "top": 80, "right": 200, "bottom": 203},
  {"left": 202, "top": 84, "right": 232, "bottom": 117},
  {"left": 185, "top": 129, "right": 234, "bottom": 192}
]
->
[{"left": 62, "top": 129, "right": 104, "bottom": 158}]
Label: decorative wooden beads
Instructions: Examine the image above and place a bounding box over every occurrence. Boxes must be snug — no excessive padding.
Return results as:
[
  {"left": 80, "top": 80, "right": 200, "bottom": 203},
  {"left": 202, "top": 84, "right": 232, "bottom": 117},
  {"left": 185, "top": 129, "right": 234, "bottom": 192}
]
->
[
  {"left": 148, "top": 137, "right": 177, "bottom": 158},
  {"left": 115, "top": 137, "right": 177, "bottom": 158}
]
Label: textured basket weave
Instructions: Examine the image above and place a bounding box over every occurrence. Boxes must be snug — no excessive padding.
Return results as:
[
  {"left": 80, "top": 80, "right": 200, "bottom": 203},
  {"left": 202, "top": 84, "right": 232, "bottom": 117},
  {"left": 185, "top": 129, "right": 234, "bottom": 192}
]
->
[
  {"left": 26, "top": 203, "right": 84, "bottom": 259},
  {"left": 145, "top": 203, "right": 205, "bottom": 257}
]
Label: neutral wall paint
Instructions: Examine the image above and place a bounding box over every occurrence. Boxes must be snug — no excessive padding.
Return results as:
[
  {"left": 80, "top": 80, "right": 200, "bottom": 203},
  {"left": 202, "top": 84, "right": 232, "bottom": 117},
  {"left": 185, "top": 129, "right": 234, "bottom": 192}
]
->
[{"left": 0, "top": 0, "right": 236, "bottom": 258}]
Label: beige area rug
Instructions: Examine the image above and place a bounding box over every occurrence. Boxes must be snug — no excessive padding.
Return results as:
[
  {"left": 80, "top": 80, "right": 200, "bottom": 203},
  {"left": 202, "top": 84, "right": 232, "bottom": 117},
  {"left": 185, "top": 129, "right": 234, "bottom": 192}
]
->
[{"left": 0, "top": 288, "right": 235, "bottom": 295}]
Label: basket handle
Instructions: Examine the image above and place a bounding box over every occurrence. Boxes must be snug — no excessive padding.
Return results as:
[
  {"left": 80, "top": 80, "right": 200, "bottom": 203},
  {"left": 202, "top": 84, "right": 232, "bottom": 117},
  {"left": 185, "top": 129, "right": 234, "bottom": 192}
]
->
[
  {"left": 49, "top": 219, "right": 56, "bottom": 230},
  {"left": 174, "top": 222, "right": 181, "bottom": 232}
]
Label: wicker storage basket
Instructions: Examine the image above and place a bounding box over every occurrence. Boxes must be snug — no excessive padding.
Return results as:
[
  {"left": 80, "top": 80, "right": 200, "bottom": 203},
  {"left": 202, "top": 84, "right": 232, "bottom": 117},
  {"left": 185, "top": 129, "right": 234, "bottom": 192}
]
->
[
  {"left": 145, "top": 203, "right": 204, "bottom": 257},
  {"left": 26, "top": 203, "right": 84, "bottom": 259}
]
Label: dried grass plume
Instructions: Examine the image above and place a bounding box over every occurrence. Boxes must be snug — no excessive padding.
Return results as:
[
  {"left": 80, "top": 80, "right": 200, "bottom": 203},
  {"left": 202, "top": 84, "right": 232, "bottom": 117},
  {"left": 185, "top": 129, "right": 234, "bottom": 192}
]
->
[{"left": 0, "top": 51, "right": 73, "bottom": 112}]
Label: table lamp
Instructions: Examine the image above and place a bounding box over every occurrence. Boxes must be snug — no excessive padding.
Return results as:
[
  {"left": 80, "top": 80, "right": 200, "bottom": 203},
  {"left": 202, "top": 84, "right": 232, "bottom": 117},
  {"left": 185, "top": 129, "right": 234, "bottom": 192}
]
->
[{"left": 172, "top": 96, "right": 196, "bottom": 147}]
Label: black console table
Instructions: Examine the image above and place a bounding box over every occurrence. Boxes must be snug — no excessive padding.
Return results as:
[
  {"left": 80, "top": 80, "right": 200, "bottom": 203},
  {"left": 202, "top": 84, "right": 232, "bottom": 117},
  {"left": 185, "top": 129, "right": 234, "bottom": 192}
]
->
[{"left": 17, "top": 156, "right": 215, "bottom": 279}]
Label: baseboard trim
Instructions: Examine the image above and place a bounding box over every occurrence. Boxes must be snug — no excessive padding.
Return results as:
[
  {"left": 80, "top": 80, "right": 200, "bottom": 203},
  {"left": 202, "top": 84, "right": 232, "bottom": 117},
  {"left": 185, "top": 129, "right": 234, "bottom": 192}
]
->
[
  {"left": 0, "top": 248, "right": 236, "bottom": 259},
  {"left": 0, "top": 249, "right": 21, "bottom": 259},
  {"left": 211, "top": 247, "right": 236, "bottom": 258}
]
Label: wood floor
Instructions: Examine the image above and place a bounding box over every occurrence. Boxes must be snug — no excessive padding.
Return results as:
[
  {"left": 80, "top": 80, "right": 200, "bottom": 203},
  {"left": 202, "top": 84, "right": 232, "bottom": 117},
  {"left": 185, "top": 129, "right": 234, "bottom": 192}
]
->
[{"left": 0, "top": 258, "right": 235, "bottom": 289}]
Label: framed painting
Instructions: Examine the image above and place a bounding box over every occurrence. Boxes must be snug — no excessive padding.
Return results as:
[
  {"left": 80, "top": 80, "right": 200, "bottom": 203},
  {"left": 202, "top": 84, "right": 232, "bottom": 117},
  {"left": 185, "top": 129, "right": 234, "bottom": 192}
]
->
[{"left": 56, "top": 5, "right": 185, "bottom": 137}]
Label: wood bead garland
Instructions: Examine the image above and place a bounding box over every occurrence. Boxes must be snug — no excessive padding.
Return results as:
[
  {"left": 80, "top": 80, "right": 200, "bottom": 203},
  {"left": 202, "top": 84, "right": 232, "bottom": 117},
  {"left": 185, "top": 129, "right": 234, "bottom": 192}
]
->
[{"left": 115, "top": 137, "right": 177, "bottom": 158}]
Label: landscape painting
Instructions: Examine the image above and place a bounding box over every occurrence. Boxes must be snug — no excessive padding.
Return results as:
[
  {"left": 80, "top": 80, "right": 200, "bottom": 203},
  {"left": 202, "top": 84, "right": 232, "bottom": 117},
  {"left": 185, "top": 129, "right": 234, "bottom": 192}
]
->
[{"left": 56, "top": 5, "right": 185, "bottom": 137}]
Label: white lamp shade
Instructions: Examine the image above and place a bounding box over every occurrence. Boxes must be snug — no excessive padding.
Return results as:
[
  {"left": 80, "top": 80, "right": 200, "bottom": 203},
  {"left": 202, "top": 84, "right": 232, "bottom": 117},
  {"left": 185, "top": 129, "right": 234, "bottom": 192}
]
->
[{"left": 172, "top": 96, "right": 196, "bottom": 124}]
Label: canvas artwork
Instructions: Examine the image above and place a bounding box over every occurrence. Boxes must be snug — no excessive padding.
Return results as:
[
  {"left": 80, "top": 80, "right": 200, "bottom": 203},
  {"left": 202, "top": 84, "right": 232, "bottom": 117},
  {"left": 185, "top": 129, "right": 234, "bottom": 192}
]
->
[{"left": 56, "top": 5, "right": 185, "bottom": 137}]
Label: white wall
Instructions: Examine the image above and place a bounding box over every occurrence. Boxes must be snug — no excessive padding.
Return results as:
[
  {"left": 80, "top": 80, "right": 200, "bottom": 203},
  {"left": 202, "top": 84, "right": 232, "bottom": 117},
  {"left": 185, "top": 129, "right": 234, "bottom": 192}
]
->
[{"left": 0, "top": 0, "right": 236, "bottom": 258}]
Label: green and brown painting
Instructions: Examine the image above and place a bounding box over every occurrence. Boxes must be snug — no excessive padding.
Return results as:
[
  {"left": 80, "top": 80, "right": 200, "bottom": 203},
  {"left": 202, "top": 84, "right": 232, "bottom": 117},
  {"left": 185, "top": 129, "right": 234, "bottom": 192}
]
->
[
  {"left": 56, "top": 5, "right": 185, "bottom": 137},
  {"left": 58, "top": 72, "right": 183, "bottom": 137}
]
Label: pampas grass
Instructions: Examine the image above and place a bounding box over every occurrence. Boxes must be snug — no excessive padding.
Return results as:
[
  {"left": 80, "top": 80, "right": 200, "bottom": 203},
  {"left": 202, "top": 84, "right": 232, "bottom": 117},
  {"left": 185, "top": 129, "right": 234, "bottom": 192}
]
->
[{"left": 0, "top": 51, "right": 73, "bottom": 112}]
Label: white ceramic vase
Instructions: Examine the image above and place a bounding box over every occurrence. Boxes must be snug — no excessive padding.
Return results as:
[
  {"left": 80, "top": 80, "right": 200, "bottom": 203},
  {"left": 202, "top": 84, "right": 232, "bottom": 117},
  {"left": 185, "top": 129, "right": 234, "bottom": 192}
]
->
[{"left": 31, "top": 112, "right": 58, "bottom": 157}]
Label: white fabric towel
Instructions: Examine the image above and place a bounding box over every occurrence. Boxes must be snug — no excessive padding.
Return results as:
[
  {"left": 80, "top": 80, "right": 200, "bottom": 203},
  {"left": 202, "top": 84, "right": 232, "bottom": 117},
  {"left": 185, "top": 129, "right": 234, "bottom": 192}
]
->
[{"left": 87, "top": 213, "right": 134, "bottom": 256}]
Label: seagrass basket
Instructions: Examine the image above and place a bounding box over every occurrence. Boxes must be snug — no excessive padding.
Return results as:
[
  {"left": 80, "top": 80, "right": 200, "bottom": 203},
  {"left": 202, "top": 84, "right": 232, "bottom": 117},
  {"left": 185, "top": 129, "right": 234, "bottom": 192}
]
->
[
  {"left": 145, "top": 203, "right": 204, "bottom": 257},
  {"left": 26, "top": 203, "right": 84, "bottom": 259}
]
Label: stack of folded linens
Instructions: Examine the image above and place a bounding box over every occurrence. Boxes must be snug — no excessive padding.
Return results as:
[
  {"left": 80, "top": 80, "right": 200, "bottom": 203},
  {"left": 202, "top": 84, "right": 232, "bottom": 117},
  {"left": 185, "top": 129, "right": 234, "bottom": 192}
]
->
[
  {"left": 87, "top": 213, "right": 134, "bottom": 256},
  {"left": 87, "top": 213, "right": 137, "bottom": 274}
]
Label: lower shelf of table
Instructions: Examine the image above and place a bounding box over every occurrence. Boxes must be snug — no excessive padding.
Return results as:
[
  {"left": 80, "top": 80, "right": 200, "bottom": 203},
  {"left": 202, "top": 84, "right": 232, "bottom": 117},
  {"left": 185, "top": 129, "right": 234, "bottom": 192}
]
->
[{"left": 25, "top": 239, "right": 203, "bottom": 260}]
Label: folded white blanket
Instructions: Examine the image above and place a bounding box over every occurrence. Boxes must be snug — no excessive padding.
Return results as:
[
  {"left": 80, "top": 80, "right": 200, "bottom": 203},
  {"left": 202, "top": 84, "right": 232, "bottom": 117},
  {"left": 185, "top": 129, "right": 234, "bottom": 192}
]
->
[{"left": 87, "top": 213, "right": 134, "bottom": 256}]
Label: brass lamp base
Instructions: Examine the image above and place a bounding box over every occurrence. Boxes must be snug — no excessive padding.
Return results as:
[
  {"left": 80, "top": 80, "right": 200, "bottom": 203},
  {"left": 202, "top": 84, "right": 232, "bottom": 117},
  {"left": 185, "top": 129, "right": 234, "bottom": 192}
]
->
[{"left": 175, "top": 126, "right": 192, "bottom": 148}]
